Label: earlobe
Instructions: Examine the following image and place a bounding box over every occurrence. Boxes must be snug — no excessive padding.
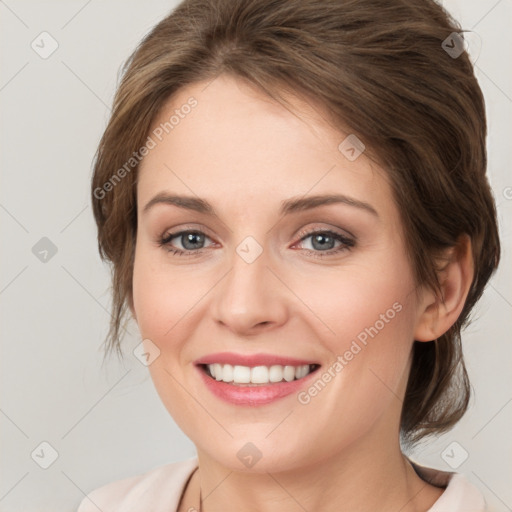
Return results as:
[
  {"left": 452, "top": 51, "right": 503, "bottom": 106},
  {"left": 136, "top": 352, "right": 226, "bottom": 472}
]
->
[{"left": 414, "top": 235, "right": 474, "bottom": 342}]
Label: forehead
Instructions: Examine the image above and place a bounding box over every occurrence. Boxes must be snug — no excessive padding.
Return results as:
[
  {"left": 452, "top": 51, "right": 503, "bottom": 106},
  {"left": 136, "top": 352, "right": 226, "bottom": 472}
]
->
[{"left": 137, "top": 74, "right": 395, "bottom": 223}]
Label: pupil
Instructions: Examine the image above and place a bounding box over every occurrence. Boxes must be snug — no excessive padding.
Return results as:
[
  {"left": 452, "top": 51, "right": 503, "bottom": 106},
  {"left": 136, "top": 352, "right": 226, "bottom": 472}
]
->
[
  {"left": 183, "top": 232, "right": 204, "bottom": 250},
  {"left": 312, "top": 233, "right": 333, "bottom": 250}
]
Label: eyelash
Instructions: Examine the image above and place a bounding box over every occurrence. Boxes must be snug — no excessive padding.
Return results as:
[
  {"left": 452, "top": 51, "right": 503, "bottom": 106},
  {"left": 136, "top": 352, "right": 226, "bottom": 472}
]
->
[{"left": 158, "top": 227, "right": 355, "bottom": 259}]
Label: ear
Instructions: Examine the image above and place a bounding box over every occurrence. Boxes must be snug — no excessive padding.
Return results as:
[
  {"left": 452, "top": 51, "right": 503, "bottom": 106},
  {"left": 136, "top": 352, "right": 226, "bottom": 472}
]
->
[{"left": 414, "top": 235, "right": 474, "bottom": 342}]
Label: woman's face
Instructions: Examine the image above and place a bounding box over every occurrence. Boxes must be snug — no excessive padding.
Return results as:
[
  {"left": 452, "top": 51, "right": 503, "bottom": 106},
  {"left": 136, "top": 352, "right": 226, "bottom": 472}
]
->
[{"left": 132, "top": 74, "right": 426, "bottom": 472}]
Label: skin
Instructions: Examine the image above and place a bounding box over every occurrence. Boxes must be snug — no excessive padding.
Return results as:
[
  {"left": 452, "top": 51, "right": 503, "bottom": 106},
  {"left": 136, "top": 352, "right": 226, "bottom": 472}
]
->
[{"left": 131, "top": 74, "right": 473, "bottom": 512}]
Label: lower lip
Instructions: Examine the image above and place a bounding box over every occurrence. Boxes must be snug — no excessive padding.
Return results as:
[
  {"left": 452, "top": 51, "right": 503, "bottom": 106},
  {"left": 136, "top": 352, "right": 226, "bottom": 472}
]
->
[{"left": 197, "top": 366, "right": 318, "bottom": 406}]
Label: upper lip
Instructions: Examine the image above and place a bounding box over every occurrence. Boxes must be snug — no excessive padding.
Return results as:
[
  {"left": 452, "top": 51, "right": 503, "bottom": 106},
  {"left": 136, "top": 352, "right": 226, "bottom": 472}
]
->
[{"left": 194, "top": 352, "right": 318, "bottom": 367}]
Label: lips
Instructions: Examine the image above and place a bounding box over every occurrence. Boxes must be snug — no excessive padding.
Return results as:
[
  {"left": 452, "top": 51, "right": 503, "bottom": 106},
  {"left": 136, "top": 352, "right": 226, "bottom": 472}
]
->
[
  {"left": 194, "top": 352, "right": 320, "bottom": 405},
  {"left": 195, "top": 352, "right": 318, "bottom": 367}
]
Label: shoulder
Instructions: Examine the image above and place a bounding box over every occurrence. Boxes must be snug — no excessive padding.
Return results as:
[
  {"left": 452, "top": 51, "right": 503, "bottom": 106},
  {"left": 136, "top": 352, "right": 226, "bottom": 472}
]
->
[
  {"left": 409, "top": 459, "right": 487, "bottom": 512},
  {"left": 77, "top": 457, "right": 198, "bottom": 512}
]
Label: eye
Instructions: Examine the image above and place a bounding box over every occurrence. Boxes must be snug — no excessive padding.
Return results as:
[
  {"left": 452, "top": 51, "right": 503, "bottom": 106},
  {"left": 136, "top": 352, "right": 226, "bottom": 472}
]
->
[
  {"left": 294, "top": 229, "right": 355, "bottom": 258},
  {"left": 158, "top": 229, "right": 215, "bottom": 256},
  {"left": 157, "top": 227, "right": 355, "bottom": 258}
]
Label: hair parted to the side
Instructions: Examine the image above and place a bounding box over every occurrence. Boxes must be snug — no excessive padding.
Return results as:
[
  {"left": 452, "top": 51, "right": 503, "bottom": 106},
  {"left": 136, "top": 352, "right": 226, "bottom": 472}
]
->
[{"left": 91, "top": 0, "right": 500, "bottom": 445}]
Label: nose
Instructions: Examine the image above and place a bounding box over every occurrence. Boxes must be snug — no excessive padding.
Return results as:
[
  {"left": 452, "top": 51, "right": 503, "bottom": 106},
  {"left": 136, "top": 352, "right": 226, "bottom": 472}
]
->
[{"left": 211, "top": 243, "right": 288, "bottom": 336}]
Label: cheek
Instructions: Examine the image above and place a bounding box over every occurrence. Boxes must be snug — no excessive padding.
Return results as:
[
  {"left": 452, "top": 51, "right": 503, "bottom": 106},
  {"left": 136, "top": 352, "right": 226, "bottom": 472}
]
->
[
  {"left": 131, "top": 251, "right": 198, "bottom": 421},
  {"left": 132, "top": 249, "right": 193, "bottom": 340},
  {"left": 287, "top": 260, "right": 418, "bottom": 402},
  {"left": 283, "top": 273, "right": 417, "bottom": 454},
  {"left": 290, "top": 261, "right": 416, "bottom": 350}
]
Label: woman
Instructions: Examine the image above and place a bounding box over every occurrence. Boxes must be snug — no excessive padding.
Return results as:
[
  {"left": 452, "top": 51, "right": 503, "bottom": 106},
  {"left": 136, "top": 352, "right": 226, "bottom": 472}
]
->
[{"left": 80, "top": 0, "right": 500, "bottom": 510}]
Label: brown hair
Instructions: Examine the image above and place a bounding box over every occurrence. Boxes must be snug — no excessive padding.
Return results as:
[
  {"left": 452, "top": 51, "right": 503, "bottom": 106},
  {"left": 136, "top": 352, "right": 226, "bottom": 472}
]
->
[{"left": 91, "top": 0, "right": 500, "bottom": 444}]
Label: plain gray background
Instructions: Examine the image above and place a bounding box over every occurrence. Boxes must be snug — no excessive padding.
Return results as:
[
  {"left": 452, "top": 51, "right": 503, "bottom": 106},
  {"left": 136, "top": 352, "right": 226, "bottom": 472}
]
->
[{"left": 1, "top": 1, "right": 511, "bottom": 511}]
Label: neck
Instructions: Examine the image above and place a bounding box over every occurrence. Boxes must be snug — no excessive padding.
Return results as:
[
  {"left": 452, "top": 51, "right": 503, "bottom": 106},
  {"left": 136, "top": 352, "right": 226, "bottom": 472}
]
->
[{"left": 180, "top": 435, "right": 443, "bottom": 512}]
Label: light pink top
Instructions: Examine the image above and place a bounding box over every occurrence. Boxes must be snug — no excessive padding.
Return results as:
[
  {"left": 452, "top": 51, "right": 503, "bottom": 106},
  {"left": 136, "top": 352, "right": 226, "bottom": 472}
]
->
[{"left": 77, "top": 457, "right": 487, "bottom": 511}]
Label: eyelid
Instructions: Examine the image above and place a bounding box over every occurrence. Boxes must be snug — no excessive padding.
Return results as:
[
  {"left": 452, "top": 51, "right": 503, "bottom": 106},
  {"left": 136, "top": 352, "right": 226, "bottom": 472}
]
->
[
  {"left": 160, "top": 223, "right": 214, "bottom": 240},
  {"left": 293, "top": 224, "right": 355, "bottom": 244}
]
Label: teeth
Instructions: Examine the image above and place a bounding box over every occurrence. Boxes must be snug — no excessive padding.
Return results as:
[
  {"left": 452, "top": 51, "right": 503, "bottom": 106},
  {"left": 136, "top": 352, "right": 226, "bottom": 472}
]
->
[
  {"left": 269, "top": 365, "right": 283, "bottom": 382},
  {"left": 251, "top": 366, "right": 269, "bottom": 384},
  {"left": 221, "top": 364, "right": 233, "bottom": 383},
  {"left": 213, "top": 363, "right": 223, "bottom": 381},
  {"left": 206, "top": 363, "right": 314, "bottom": 384},
  {"left": 296, "top": 365, "right": 308, "bottom": 379},
  {"left": 283, "top": 365, "right": 295, "bottom": 382},
  {"left": 233, "top": 365, "right": 251, "bottom": 384}
]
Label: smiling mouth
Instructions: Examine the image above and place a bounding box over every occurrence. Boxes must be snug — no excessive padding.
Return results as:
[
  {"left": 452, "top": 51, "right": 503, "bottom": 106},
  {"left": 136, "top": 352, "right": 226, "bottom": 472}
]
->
[{"left": 200, "top": 363, "right": 320, "bottom": 386}]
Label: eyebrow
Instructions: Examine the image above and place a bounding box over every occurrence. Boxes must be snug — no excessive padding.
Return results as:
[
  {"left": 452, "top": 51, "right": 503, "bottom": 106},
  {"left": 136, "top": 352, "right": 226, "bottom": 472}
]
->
[{"left": 142, "top": 192, "right": 378, "bottom": 218}]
